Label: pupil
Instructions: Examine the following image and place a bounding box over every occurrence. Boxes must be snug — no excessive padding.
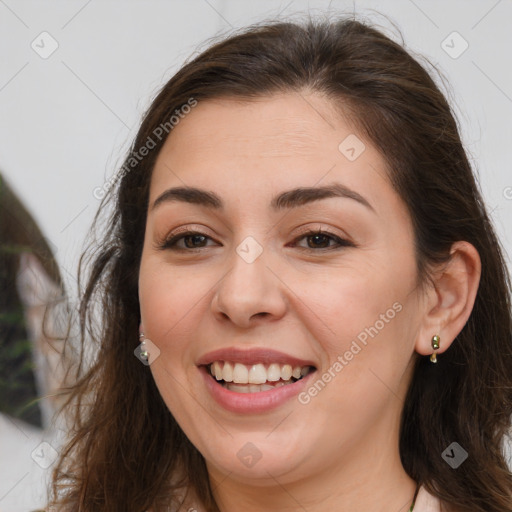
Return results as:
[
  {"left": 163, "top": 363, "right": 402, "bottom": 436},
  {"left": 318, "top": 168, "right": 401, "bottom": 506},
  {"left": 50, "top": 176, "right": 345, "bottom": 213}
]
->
[
  {"left": 309, "top": 234, "right": 328, "bottom": 248},
  {"left": 185, "top": 235, "right": 206, "bottom": 248}
]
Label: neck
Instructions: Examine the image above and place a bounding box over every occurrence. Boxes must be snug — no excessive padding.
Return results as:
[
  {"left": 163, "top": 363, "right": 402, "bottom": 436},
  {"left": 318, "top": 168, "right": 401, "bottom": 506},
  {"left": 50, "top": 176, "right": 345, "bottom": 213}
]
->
[{"left": 206, "top": 437, "right": 417, "bottom": 512}]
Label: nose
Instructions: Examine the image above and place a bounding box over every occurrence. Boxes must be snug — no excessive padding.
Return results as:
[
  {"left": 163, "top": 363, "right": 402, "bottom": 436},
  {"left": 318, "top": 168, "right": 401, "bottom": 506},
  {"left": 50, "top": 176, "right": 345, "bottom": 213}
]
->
[{"left": 211, "top": 243, "right": 287, "bottom": 329}]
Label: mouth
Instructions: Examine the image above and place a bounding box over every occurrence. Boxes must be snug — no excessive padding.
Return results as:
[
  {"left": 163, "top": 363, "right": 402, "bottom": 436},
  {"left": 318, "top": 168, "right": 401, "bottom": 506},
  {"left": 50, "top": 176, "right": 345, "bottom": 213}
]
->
[
  {"left": 196, "top": 347, "right": 318, "bottom": 411},
  {"left": 204, "top": 361, "right": 316, "bottom": 393}
]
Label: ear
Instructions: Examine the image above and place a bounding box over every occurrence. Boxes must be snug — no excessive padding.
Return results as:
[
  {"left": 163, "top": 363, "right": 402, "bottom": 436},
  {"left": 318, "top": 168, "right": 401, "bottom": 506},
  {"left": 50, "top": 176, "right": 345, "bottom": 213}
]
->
[{"left": 415, "top": 241, "right": 481, "bottom": 357}]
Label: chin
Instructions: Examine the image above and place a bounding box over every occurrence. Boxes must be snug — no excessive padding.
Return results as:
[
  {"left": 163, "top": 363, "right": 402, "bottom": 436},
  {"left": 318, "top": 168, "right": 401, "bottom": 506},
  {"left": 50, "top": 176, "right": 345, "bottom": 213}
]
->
[{"left": 202, "top": 435, "right": 310, "bottom": 482}]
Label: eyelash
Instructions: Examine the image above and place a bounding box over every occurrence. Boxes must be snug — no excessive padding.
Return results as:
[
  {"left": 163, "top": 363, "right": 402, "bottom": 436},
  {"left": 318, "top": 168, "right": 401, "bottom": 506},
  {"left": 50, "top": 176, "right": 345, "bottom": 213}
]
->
[{"left": 158, "top": 228, "right": 354, "bottom": 252}]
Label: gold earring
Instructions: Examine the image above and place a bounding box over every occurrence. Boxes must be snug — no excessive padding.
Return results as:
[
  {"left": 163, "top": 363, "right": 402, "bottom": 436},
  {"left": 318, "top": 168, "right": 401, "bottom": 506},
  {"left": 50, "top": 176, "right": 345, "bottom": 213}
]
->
[{"left": 430, "top": 334, "right": 440, "bottom": 363}]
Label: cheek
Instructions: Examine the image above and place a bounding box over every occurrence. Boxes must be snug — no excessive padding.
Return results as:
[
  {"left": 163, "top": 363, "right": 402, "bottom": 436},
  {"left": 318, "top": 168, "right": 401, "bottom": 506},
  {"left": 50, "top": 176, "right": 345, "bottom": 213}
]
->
[
  {"left": 138, "top": 255, "right": 209, "bottom": 342},
  {"left": 138, "top": 259, "right": 204, "bottom": 418},
  {"left": 296, "top": 254, "right": 416, "bottom": 400},
  {"left": 294, "top": 259, "right": 410, "bottom": 352},
  {"left": 300, "top": 288, "right": 412, "bottom": 441}
]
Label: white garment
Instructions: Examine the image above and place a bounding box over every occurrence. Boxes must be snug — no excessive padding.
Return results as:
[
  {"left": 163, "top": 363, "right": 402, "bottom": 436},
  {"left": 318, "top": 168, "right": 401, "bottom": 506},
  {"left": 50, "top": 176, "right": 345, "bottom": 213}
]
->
[{"left": 414, "top": 485, "right": 443, "bottom": 512}]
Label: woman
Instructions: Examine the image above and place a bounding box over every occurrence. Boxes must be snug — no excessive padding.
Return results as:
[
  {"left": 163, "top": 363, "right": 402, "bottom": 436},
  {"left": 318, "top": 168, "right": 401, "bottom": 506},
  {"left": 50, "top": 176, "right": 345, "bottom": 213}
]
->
[{"left": 48, "top": 15, "right": 512, "bottom": 512}]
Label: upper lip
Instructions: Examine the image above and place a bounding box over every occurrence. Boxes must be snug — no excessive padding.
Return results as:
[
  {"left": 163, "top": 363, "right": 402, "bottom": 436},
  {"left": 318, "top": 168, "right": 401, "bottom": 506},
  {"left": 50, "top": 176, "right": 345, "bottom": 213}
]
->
[{"left": 196, "top": 347, "right": 317, "bottom": 368}]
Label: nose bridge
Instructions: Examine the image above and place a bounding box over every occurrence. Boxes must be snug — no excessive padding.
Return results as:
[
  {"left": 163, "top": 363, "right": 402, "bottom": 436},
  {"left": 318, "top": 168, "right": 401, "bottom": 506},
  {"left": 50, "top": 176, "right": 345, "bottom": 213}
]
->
[{"left": 213, "top": 234, "right": 286, "bottom": 325}]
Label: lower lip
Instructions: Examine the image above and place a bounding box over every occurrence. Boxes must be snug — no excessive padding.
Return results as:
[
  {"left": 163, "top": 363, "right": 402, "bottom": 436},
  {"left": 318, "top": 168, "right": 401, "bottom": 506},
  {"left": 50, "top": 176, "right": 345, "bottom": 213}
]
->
[{"left": 199, "top": 365, "right": 316, "bottom": 414}]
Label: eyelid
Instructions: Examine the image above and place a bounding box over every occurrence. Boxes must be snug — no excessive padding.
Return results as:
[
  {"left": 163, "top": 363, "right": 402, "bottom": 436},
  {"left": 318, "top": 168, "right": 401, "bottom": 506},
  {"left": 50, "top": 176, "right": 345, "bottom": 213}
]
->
[
  {"left": 160, "top": 224, "right": 214, "bottom": 240},
  {"left": 154, "top": 224, "right": 217, "bottom": 250},
  {"left": 292, "top": 223, "right": 349, "bottom": 241}
]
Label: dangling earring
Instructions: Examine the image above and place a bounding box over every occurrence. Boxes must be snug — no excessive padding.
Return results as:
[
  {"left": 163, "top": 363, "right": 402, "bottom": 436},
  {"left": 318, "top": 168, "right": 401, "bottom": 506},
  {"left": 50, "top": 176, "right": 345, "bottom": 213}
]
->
[
  {"left": 139, "top": 332, "right": 149, "bottom": 362},
  {"left": 430, "top": 334, "right": 440, "bottom": 363}
]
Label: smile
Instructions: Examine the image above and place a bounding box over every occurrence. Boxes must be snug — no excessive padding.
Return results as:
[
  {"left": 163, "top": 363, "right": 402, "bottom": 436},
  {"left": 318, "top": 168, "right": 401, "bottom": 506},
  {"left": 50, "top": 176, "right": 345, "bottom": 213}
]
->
[
  {"left": 208, "top": 361, "right": 314, "bottom": 393},
  {"left": 197, "top": 347, "right": 318, "bottom": 412}
]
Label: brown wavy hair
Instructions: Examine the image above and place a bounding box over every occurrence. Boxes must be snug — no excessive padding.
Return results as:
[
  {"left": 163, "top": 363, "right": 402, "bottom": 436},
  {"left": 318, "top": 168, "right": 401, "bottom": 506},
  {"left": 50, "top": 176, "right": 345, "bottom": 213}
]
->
[{"left": 48, "top": 14, "right": 512, "bottom": 512}]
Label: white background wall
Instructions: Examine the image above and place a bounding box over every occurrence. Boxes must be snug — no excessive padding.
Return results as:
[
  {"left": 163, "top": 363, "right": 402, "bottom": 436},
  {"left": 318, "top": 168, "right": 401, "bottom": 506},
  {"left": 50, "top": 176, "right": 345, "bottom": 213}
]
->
[{"left": 1, "top": 1, "right": 511, "bottom": 510}]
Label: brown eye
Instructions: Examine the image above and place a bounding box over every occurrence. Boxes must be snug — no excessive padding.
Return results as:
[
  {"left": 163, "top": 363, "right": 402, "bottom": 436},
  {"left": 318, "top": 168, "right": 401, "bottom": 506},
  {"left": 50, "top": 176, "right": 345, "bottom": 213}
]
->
[
  {"left": 160, "top": 231, "right": 217, "bottom": 251},
  {"left": 306, "top": 233, "right": 332, "bottom": 249},
  {"left": 291, "top": 230, "right": 354, "bottom": 251},
  {"left": 181, "top": 234, "right": 208, "bottom": 249}
]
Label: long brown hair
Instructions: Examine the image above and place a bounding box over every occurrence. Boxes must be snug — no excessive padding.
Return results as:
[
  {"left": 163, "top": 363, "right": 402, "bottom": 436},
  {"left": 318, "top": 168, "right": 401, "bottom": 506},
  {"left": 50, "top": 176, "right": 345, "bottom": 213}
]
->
[{"left": 49, "top": 15, "right": 512, "bottom": 512}]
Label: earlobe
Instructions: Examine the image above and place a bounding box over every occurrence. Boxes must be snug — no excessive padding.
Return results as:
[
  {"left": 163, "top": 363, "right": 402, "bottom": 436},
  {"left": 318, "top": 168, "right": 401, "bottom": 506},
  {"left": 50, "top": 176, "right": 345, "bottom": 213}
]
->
[{"left": 415, "top": 241, "right": 481, "bottom": 358}]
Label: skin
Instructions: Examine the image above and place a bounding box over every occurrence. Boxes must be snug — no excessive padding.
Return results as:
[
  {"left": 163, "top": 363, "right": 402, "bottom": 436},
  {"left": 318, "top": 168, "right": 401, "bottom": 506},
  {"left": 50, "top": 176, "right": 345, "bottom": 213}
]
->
[{"left": 138, "top": 92, "right": 481, "bottom": 512}]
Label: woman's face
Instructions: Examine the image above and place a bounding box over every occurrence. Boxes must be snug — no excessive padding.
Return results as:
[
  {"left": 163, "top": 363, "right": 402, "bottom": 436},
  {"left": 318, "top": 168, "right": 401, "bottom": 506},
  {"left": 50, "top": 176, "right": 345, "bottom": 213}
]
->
[{"left": 138, "top": 92, "right": 426, "bottom": 486}]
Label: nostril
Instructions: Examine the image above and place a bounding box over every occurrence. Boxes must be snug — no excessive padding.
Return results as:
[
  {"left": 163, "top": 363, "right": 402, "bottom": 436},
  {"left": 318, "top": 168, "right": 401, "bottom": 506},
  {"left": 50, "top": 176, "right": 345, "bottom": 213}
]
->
[{"left": 253, "top": 312, "right": 270, "bottom": 318}]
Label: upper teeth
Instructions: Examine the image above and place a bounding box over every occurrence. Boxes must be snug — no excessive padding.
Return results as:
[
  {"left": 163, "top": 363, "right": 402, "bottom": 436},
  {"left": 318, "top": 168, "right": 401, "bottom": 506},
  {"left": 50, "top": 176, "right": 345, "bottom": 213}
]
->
[{"left": 209, "top": 361, "right": 311, "bottom": 384}]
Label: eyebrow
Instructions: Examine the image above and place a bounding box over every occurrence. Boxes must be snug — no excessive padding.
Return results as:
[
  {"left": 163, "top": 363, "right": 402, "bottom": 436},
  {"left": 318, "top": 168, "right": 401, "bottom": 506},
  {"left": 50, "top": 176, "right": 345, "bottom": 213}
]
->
[{"left": 151, "top": 183, "right": 375, "bottom": 213}]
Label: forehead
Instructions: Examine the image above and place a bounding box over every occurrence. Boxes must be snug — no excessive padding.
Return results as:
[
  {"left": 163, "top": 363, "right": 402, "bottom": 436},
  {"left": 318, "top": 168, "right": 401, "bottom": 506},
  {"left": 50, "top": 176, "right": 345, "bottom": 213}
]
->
[
  {"left": 149, "top": 92, "right": 393, "bottom": 212},
  {"left": 158, "top": 93, "right": 352, "bottom": 161}
]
